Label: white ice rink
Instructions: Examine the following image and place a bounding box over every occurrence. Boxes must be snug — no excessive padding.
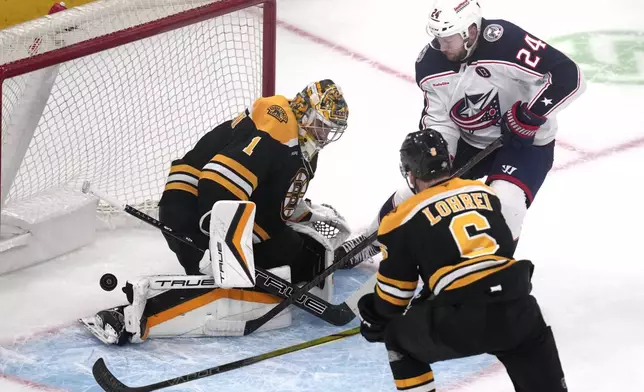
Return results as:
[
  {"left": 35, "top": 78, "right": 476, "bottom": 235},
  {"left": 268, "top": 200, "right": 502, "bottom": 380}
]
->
[{"left": 2, "top": 0, "right": 644, "bottom": 390}]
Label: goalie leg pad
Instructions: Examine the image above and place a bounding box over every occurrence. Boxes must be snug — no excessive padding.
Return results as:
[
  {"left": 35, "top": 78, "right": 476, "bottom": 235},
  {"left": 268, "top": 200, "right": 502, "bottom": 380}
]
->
[
  {"left": 123, "top": 278, "right": 150, "bottom": 343},
  {"left": 143, "top": 266, "right": 292, "bottom": 338}
]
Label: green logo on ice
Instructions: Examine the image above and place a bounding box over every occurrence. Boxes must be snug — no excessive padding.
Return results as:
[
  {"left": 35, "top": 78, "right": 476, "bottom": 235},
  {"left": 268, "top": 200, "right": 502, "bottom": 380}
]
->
[{"left": 550, "top": 31, "right": 644, "bottom": 85}]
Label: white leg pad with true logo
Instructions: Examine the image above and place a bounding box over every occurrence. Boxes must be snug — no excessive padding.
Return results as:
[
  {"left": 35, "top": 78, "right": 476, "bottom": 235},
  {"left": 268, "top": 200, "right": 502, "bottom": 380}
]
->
[
  {"left": 124, "top": 266, "right": 292, "bottom": 340},
  {"left": 124, "top": 278, "right": 150, "bottom": 343}
]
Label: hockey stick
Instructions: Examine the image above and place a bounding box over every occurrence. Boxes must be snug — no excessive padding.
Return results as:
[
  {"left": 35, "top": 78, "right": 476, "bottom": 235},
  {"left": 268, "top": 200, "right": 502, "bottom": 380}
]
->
[
  {"left": 243, "top": 231, "right": 378, "bottom": 334},
  {"left": 92, "top": 327, "right": 360, "bottom": 392},
  {"left": 81, "top": 183, "right": 357, "bottom": 326},
  {"left": 449, "top": 135, "right": 502, "bottom": 180}
]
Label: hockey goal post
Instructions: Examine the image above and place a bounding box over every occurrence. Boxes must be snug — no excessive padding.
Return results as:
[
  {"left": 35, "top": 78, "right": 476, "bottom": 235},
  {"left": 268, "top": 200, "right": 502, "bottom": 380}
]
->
[{"left": 0, "top": 0, "right": 276, "bottom": 272}]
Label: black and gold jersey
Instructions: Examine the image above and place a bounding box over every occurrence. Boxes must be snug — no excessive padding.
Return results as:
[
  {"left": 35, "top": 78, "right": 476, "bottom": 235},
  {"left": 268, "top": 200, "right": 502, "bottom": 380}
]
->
[
  {"left": 158, "top": 95, "right": 317, "bottom": 242},
  {"left": 373, "top": 178, "right": 519, "bottom": 319}
]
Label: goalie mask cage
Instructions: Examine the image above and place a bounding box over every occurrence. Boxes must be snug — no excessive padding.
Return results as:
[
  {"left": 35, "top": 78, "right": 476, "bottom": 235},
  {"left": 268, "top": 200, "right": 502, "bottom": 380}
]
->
[{"left": 0, "top": 0, "right": 276, "bottom": 273}]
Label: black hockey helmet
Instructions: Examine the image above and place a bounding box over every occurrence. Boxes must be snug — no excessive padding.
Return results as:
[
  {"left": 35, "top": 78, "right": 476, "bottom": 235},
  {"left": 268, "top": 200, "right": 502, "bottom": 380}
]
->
[{"left": 399, "top": 129, "right": 451, "bottom": 186}]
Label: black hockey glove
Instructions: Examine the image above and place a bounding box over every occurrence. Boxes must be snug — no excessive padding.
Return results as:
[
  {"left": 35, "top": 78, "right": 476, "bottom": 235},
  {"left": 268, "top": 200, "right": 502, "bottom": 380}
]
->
[
  {"left": 335, "top": 235, "right": 380, "bottom": 269},
  {"left": 357, "top": 293, "right": 389, "bottom": 343},
  {"left": 501, "top": 101, "right": 547, "bottom": 147}
]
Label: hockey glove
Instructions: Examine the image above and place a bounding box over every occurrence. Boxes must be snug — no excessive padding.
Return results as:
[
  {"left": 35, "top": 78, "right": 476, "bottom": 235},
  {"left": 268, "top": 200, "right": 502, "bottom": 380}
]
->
[
  {"left": 335, "top": 235, "right": 380, "bottom": 269},
  {"left": 291, "top": 199, "right": 351, "bottom": 235},
  {"left": 501, "top": 101, "right": 547, "bottom": 147},
  {"left": 357, "top": 293, "right": 389, "bottom": 343}
]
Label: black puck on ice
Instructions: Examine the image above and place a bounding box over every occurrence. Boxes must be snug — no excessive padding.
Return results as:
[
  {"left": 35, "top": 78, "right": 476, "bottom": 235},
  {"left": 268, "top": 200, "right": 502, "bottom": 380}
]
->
[{"left": 100, "top": 273, "right": 118, "bottom": 291}]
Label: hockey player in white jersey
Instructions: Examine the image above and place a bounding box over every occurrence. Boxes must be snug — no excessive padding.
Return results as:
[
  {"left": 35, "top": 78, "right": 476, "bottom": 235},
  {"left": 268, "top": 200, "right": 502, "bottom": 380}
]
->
[
  {"left": 413, "top": 0, "right": 585, "bottom": 244},
  {"left": 340, "top": 0, "right": 586, "bottom": 269}
]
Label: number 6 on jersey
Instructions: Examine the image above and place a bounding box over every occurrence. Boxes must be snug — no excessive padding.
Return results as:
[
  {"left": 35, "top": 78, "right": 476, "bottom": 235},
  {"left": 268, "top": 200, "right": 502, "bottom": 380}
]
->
[{"left": 449, "top": 211, "right": 499, "bottom": 259}]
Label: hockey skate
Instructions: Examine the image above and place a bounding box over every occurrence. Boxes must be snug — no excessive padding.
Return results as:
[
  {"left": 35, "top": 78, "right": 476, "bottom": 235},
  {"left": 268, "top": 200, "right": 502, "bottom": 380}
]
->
[{"left": 80, "top": 306, "right": 130, "bottom": 345}]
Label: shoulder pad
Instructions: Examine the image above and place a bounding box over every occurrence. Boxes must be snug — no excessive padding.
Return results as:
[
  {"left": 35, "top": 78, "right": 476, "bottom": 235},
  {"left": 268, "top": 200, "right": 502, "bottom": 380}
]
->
[
  {"left": 378, "top": 178, "right": 495, "bottom": 235},
  {"left": 415, "top": 47, "right": 460, "bottom": 86},
  {"left": 250, "top": 96, "right": 299, "bottom": 147},
  {"left": 416, "top": 43, "right": 431, "bottom": 63}
]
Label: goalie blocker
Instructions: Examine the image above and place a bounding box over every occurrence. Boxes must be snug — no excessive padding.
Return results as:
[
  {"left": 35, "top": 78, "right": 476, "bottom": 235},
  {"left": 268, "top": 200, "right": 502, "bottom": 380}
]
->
[{"left": 81, "top": 200, "right": 347, "bottom": 344}]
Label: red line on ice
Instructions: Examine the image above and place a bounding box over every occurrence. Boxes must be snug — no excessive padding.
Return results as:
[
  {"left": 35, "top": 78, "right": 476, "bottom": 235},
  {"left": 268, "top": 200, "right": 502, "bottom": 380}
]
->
[{"left": 0, "top": 373, "right": 67, "bottom": 392}]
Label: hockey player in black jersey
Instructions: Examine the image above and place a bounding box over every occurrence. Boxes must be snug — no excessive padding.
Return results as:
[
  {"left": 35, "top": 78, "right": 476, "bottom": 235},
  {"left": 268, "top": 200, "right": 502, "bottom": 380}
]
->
[
  {"left": 415, "top": 0, "right": 585, "bottom": 244},
  {"left": 157, "top": 79, "right": 348, "bottom": 281},
  {"left": 357, "top": 129, "right": 567, "bottom": 392},
  {"left": 82, "top": 80, "right": 352, "bottom": 345}
]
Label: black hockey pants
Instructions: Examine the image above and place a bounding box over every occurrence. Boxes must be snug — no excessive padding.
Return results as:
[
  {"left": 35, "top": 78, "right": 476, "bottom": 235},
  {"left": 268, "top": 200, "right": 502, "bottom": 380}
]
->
[{"left": 384, "top": 295, "right": 567, "bottom": 392}]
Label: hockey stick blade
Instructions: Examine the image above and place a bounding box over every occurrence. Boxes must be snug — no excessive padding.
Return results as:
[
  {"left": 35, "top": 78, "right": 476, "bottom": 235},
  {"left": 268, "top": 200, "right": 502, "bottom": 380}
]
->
[
  {"left": 83, "top": 184, "right": 354, "bottom": 327},
  {"left": 92, "top": 327, "right": 360, "bottom": 392},
  {"left": 93, "top": 358, "right": 137, "bottom": 392},
  {"left": 244, "top": 231, "right": 378, "bottom": 335}
]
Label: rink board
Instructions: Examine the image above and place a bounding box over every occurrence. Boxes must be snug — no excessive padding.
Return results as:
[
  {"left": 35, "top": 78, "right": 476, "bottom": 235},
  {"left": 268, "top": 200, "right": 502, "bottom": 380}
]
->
[{"left": 0, "top": 268, "right": 497, "bottom": 392}]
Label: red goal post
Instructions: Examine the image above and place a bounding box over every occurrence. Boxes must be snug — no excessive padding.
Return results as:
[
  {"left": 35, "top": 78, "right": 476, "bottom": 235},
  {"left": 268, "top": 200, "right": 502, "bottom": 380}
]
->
[{"left": 0, "top": 0, "right": 276, "bottom": 273}]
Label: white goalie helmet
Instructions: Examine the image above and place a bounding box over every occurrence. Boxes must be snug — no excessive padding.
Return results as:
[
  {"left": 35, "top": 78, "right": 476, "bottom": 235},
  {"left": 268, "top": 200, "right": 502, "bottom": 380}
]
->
[{"left": 426, "top": 0, "right": 483, "bottom": 59}]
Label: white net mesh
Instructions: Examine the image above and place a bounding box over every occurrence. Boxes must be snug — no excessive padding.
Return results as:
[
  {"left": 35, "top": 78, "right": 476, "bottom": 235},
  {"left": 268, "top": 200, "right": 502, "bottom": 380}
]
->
[{"left": 1, "top": 0, "right": 272, "bottom": 226}]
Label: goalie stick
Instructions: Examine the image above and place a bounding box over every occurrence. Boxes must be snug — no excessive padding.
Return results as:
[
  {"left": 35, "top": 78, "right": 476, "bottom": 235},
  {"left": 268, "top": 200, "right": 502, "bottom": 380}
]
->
[
  {"left": 92, "top": 327, "right": 360, "bottom": 392},
  {"left": 243, "top": 230, "right": 378, "bottom": 334},
  {"left": 81, "top": 183, "right": 365, "bottom": 327}
]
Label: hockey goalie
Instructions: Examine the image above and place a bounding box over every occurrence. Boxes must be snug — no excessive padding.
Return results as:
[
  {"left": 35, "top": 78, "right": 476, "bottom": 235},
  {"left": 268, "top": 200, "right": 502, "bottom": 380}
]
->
[{"left": 81, "top": 79, "right": 356, "bottom": 344}]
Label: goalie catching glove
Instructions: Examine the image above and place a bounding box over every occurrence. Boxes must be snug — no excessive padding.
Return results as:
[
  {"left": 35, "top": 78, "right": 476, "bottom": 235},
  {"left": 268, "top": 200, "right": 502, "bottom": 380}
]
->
[{"left": 290, "top": 199, "right": 351, "bottom": 235}]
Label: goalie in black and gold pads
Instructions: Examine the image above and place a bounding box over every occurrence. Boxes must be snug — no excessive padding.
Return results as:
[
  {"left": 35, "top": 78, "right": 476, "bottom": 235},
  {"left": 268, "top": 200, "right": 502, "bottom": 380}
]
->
[
  {"left": 357, "top": 130, "right": 568, "bottom": 392},
  {"left": 158, "top": 79, "right": 349, "bottom": 282},
  {"left": 82, "top": 80, "right": 352, "bottom": 345}
]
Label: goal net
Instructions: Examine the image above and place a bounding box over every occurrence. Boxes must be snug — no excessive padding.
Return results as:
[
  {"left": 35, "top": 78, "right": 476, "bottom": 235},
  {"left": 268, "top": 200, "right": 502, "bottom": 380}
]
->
[{"left": 0, "top": 0, "right": 276, "bottom": 271}]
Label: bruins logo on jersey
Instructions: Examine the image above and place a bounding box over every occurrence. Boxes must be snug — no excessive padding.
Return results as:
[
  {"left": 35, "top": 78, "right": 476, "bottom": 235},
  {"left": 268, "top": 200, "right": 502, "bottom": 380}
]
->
[
  {"left": 267, "top": 105, "right": 289, "bottom": 123},
  {"left": 281, "top": 168, "right": 309, "bottom": 221}
]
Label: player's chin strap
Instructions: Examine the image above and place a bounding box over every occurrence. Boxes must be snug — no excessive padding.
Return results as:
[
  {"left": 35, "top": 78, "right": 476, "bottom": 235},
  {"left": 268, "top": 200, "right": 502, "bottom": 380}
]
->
[{"left": 462, "top": 31, "right": 480, "bottom": 60}]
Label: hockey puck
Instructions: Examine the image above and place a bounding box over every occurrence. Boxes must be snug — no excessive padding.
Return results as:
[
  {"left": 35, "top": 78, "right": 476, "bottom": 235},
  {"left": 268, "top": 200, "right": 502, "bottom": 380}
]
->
[{"left": 100, "top": 273, "right": 118, "bottom": 291}]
